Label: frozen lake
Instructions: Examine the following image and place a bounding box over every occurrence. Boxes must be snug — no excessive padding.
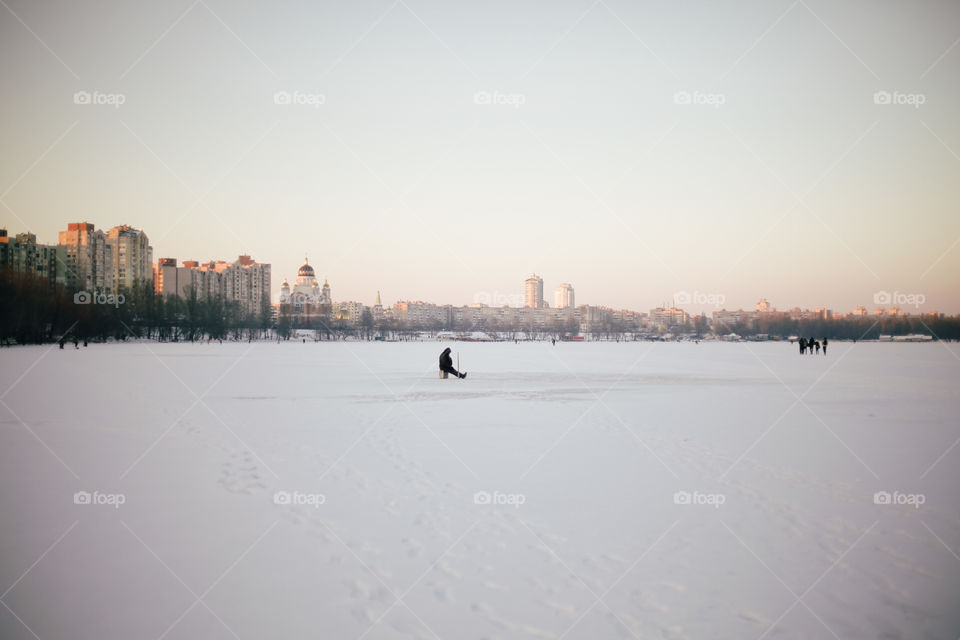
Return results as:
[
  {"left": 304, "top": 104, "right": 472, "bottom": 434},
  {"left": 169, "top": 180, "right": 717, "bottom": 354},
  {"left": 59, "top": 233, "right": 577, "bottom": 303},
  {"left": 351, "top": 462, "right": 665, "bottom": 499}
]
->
[{"left": 1, "top": 340, "right": 958, "bottom": 639}]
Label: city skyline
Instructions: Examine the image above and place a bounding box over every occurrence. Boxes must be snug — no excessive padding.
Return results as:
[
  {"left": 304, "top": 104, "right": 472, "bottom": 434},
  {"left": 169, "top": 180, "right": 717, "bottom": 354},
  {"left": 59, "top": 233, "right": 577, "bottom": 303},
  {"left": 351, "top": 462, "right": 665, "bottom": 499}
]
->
[
  {"left": 1, "top": 219, "right": 956, "bottom": 316},
  {"left": 2, "top": 0, "right": 959, "bottom": 313}
]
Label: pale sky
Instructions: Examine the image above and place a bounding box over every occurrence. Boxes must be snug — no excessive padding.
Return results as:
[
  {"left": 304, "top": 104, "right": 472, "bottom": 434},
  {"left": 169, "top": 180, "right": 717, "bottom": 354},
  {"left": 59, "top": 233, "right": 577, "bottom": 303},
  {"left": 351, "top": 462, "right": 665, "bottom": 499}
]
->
[{"left": 1, "top": 0, "right": 958, "bottom": 313}]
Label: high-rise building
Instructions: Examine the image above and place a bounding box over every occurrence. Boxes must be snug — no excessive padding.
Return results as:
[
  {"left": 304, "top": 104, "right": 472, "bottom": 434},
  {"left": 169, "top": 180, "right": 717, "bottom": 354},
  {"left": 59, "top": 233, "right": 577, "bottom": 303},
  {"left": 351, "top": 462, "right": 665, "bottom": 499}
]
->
[
  {"left": 525, "top": 274, "right": 544, "bottom": 308},
  {"left": 154, "top": 258, "right": 218, "bottom": 300},
  {"left": 58, "top": 222, "right": 113, "bottom": 292},
  {"left": 106, "top": 225, "right": 153, "bottom": 294},
  {"left": 217, "top": 255, "right": 271, "bottom": 317},
  {"left": 0, "top": 229, "right": 64, "bottom": 286},
  {"left": 154, "top": 255, "right": 270, "bottom": 318},
  {"left": 554, "top": 283, "right": 575, "bottom": 309}
]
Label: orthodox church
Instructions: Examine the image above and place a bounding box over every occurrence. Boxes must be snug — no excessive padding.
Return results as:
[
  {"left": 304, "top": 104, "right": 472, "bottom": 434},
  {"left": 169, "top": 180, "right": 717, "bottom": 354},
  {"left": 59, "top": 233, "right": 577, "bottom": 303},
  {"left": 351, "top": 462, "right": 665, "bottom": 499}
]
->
[{"left": 278, "top": 258, "right": 332, "bottom": 326}]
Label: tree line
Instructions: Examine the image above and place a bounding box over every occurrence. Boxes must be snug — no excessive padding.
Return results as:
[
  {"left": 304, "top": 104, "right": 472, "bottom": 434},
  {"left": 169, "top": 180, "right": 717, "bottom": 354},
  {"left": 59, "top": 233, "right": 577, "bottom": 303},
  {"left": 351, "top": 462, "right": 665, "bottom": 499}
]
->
[
  {"left": 3, "top": 268, "right": 958, "bottom": 344},
  {"left": 0, "top": 269, "right": 271, "bottom": 345}
]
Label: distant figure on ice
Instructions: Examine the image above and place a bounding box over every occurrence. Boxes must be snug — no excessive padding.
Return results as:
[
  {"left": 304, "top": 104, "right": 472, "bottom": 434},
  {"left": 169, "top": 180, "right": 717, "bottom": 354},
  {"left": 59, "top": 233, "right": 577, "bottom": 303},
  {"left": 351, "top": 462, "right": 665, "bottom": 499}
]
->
[
  {"left": 439, "top": 347, "right": 466, "bottom": 379},
  {"left": 808, "top": 337, "right": 816, "bottom": 355},
  {"left": 822, "top": 338, "right": 828, "bottom": 355},
  {"left": 799, "top": 337, "right": 807, "bottom": 354},
  {"left": 814, "top": 340, "right": 821, "bottom": 354}
]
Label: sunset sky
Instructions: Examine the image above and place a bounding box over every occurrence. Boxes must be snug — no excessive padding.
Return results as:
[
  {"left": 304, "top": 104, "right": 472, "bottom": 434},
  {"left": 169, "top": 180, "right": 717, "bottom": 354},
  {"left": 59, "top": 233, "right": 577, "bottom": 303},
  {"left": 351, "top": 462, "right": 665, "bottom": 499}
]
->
[{"left": 1, "top": 0, "right": 958, "bottom": 313}]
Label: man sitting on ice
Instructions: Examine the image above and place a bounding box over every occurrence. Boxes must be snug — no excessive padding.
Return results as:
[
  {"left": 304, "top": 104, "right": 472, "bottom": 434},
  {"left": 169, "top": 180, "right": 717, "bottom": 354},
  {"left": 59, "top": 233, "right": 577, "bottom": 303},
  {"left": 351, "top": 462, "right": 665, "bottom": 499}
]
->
[{"left": 439, "top": 347, "right": 466, "bottom": 379}]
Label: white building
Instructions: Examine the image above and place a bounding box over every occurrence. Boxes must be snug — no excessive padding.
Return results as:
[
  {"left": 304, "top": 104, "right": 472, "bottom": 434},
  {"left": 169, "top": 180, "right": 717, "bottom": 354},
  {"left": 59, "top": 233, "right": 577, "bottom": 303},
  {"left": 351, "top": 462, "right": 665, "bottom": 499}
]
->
[
  {"left": 279, "top": 258, "right": 331, "bottom": 308},
  {"left": 278, "top": 258, "right": 332, "bottom": 327},
  {"left": 754, "top": 298, "right": 773, "bottom": 313},
  {"left": 554, "top": 283, "right": 575, "bottom": 309},
  {"left": 525, "top": 274, "right": 544, "bottom": 308}
]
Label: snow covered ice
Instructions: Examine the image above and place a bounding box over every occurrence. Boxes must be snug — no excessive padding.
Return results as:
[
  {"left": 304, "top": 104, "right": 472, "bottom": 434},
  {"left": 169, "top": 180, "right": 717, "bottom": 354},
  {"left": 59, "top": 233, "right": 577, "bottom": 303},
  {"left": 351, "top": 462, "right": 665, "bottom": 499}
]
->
[{"left": 1, "top": 340, "right": 958, "bottom": 639}]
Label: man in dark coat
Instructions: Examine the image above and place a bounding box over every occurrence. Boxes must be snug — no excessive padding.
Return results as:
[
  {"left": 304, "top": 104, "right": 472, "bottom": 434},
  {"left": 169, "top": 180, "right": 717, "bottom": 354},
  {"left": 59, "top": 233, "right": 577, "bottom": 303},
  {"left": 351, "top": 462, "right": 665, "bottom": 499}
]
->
[{"left": 439, "top": 347, "right": 466, "bottom": 379}]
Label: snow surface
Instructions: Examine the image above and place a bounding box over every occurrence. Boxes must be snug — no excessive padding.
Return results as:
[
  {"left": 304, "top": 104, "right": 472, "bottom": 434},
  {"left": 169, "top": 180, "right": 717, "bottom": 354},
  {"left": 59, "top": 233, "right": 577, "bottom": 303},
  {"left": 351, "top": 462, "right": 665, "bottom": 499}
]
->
[{"left": 1, "top": 340, "right": 958, "bottom": 639}]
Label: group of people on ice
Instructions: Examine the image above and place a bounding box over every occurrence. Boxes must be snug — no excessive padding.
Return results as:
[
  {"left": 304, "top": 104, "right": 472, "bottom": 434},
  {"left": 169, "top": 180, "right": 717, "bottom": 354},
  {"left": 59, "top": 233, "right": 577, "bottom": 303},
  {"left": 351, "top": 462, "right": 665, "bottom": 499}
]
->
[{"left": 799, "top": 337, "right": 827, "bottom": 355}]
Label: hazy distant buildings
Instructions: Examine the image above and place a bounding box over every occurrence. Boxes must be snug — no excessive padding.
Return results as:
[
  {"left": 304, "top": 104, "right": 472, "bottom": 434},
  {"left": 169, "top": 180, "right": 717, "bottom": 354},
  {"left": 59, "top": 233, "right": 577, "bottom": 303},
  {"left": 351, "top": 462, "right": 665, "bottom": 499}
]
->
[
  {"left": 649, "top": 307, "right": 690, "bottom": 330},
  {"left": 754, "top": 298, "right": 774, "bottom": 312},
  {"left": 393, "top": 301, "right": 449, "bottom": 327},
  {"left": 0, "top": 229, "right": 64, "bottom": 286},
  {"left": 707, "top": 300, "right": 834, "bottom": 331},
  {"left": 712, "top": 309, "right": 753, "bottom": 329},
  {"left": 525, "top": 274, "right": 544, "bottom": 308},
  {"left": 58, "top": 222, "right": 113, "bottom": 292},
  {"left": 335, "top": 301, "right": 367, "bottom": 325},
  {"left": 106, "top": 225, "right": 153, "bottom": 294},
  {"left": 554, "top": 283, "right": 575, "bottom": 309}
]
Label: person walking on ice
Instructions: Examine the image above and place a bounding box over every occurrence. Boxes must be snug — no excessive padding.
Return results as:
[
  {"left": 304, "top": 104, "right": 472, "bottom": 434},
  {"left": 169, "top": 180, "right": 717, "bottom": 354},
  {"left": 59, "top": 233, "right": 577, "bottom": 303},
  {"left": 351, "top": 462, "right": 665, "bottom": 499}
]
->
[{"left": 439, "top": 347, "right": 466, "bottom": 379}]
